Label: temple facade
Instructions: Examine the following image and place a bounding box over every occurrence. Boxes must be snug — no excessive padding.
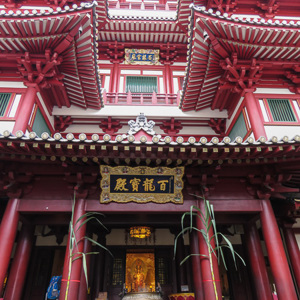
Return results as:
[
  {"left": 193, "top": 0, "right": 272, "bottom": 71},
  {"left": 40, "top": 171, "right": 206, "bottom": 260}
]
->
[{"left": 0, "top": 0, "right": 299, "bottom": 300}]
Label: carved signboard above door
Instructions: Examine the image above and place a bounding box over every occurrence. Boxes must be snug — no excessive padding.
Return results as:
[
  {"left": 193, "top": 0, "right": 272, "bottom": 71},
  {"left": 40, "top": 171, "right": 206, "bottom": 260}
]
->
[{"left": 100, "top": 166, "right": 184, "bottom": 204}]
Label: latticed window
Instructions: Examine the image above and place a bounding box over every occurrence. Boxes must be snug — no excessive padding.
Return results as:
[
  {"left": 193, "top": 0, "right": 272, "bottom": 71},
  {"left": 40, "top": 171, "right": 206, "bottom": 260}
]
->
[
  {"left": 267, "top": 99, "right": 296, "bottom": 122},
  {"left": 157, "top": 257, "right": 168, "bottom": 285},
  {"left": 112, "top": 258, "right": 124, "bottom": 286},
  {"left": 126, "top": 76, "right": 157, "bottom": 93},
  {"left": 0, "top": 93, "right": 12, "bottom": 117}
]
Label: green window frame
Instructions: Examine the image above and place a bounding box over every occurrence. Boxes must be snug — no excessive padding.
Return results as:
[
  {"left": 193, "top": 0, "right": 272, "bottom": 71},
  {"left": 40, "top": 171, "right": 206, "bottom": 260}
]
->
[
  {"left": 32, "top": 107, "right": 51, "bottom": 137},
  {"left": 229, "top": 111, "right": 248, "bottom": 141},
  {"left": 126, "top": 76, "right": 158, "bottom": 93},
  {"left": 267, "top": 99, "right": 297, "bottom": 122},
  {"left": 0, "top": 93, "right": 12, "bottom": 117}
]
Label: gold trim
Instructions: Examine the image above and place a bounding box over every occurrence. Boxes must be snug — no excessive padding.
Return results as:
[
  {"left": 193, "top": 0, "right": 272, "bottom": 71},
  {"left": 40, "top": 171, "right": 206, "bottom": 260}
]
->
[
  {"left": 124, "top": 49, "right": 160, "bottom": 65},
  {"left": 100, "top": 166, "right": 184, "bottom": 204}
]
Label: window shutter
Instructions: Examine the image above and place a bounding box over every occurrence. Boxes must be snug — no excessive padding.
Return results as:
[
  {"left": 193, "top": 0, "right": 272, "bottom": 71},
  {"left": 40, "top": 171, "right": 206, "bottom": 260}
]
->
[
  {"left": 126, "top": 76, "right": 157, "bottom": 93},
  {"left": 0, "top": 93, "right": 11, "bottom": 117},
  {"left": 267, "top": 99, "right": 296, "bottom": 122},
  {"left": 229, "top": 112, "right": 247, "bottom": 140}
]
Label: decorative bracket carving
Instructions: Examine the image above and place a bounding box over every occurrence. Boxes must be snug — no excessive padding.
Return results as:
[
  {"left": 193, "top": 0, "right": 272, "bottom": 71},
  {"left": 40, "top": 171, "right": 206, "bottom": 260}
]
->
[
  {"left": 17, "top": 50, "right": 64, "bottom": 88},
  {"left": 100, "top": 117, "right": 122, "bottom": 135},
  {"left": 159, "top": 43, "right": 177, "bottom": 64},
  {"left": 219, "top": 54, "right": 263, "bottom": 93},
  {"left": 106, "top": 41, "right": 125, "bottom": 63},
  {"left": 208, "top": 118, "right": 226, "bottom": 135},
  {"left": 246, "top": 172, "right": 299, "bottom": 200},
  {"left": 2, "top": 171, "right": 33, "bottom": 198},
  {"left": 54, "top": 116, "right": 73, "bottom": 132},
  {"left": 159, "top": 118, "right": 182, "bottom": 135},
  {"left": 256, "top": 0, "right": 279, "bottom": 18}
]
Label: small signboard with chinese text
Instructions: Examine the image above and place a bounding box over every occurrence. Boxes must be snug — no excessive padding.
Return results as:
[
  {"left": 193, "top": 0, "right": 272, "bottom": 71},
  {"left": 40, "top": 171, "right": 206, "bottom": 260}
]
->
[
  {"left": 100, "top": 166, "right": 184, "bottom": 204},
  {"left": 124, "top": 49, "right": 160, "bottom": 65}
]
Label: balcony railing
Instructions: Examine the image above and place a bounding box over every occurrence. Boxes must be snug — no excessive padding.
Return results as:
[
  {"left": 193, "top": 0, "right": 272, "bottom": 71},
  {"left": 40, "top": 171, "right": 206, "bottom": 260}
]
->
[
  {"left": 102, "top": 91, "right": 180, "bottom": 106},
  {"left": 107, "top": 1, "right": 177, "bottom": 11}
]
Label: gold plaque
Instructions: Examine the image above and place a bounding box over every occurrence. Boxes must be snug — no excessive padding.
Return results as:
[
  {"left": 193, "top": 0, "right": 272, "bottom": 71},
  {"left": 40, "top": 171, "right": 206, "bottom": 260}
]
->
[
  {"left": 124, "top": 49, "right": 160, "bottom": 65},
  {"left": 100, "top": 166, "right": 184, "bottom": 204}
]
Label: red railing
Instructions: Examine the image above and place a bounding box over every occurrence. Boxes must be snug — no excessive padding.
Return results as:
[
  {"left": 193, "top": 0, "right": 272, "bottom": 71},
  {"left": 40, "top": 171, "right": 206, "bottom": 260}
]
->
[
  {"left": 102, "top": 91, "right": 180, "bottom": 106},
  {"left": 108, "top": 1, "right": 177, "bottom": 11}
]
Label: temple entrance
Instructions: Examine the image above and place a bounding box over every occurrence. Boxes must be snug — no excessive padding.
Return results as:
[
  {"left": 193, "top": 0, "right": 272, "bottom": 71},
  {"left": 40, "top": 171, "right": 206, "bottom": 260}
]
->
[{"left": 125, "top": 252, "right": 156, "bottom": 293}]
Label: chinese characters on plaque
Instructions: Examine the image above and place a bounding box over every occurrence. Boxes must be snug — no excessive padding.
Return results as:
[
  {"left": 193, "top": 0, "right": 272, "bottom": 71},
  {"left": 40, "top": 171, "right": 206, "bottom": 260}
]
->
[
  {"left": 100, "top": 166, "right": 184, "bottom": 203},
  {"left": 125, "top": 49, "right": 160, "bottom": 65}
]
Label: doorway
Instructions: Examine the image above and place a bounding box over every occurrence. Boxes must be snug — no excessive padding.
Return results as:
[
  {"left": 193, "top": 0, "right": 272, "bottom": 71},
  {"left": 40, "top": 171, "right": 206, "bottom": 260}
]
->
[{"left": 125, "top": 252, "right": 155, "bottom": 293}]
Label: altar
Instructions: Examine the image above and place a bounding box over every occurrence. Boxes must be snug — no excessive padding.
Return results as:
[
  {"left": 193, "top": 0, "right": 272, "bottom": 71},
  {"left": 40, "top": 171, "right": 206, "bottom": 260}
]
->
[{"left": 125, "top": 252, "right": 156, "bottom": 293}]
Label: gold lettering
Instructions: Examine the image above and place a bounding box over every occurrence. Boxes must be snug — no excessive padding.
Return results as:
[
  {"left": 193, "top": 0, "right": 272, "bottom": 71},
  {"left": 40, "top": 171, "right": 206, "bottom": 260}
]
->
[
  {"left": 131, "top": 54, "right": 136, "bottom": 60},
  {"left": 157, "top": 180, "right": 168, "bottom": 191},
  {"left": 143, "top": 178, "right": 155, "bottom": 192},
  {"left": 137, "top": 54, "right": 142, "bottom": 60},
  {"left": 142, "top": 55, "right": 147, "bottom": 60},
  {"left": 114, "top": 178, "right": 128, "bottom": 191},
  {"left": 130, "top": 178, "right": 141, "bottom": 192}
]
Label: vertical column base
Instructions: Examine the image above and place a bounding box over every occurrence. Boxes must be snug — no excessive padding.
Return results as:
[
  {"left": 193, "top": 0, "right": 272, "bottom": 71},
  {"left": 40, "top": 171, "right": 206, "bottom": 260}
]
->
[
  {"left": 283, "top": 224, "right": 300, "bottom": 291},
  {"left": 4, "top": 224, "right": 34, "bottom": 300},
  {"left": 260, "top": 199, "right": 297, "bottom": 300},
  {"left": 197, "top": 200, "right": 222, "bottom": 300},
  {"left": 0, "top": 198, "right": 19, "bottom": 296},
  {"left": 59, "top": 198, "right": 86, "bottom": 300},
  {"left": 244, "top": 223, "right": 272, "bottom": 300}
]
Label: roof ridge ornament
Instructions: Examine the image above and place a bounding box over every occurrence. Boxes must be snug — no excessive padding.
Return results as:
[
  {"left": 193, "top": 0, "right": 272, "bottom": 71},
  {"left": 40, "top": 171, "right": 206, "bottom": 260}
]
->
[{"left": 128, "top": 113, "right": 156, "bottom": 136}]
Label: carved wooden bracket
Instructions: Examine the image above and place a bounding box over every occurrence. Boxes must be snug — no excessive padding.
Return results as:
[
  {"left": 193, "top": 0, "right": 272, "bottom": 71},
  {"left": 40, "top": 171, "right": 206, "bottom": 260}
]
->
[
  {"left": 99, "top": 117, "right": 123, "bottom": 135},
  {"left": 159, "top": 118, "right": 182, "bottom": 135},
  {"left": 106, "top": 41, "right": 125, "bottom": 63},
  {"left": 17, "top": 50, "right": 64, "bottom": 88},
  {"left": 208, "top": 118, "right": 226, "bottom": 135},
  {"left": 159, "top": 43, "right": 177, "bottom": 64},
  {"left": 246, "top": 172, "right": 299, "bottom": 200},
  {"left": 256, "top": 0, "right": 279, "bottom": 18},
  {"left": 2, "top": 171, "right": 34, "bottom": 198},
  {"left": 219, "top": 54, "right": 263, "bottom": 93},
  {"left": 54, "top": 116, "right": 73, "bottom": 132}
]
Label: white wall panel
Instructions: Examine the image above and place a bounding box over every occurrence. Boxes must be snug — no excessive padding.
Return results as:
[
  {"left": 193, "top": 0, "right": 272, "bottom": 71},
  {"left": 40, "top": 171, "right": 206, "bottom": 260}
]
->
[{"left": 264, "top": 125, "right": 300, "bottom": 139}]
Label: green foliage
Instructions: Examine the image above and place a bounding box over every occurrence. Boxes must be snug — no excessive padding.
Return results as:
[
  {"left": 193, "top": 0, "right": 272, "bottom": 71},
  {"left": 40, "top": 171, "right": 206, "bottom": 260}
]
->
[
  {"left": 64, "top": 195, "right": 112, "bottom": 300},
  {"left": 174, "top": 196, "right": 245, "bottom": 300}
]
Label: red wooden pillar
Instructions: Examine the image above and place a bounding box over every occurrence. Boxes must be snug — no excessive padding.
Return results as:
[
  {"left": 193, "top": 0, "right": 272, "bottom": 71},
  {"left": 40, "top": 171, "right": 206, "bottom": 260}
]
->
[
  {"left": 244, "top": 91, "right": 267, "bottom": 140},
  {"left": 260, "top": 199, "right": 297, "bottom": 300},
  {"left": 111, "top": 61, "right": 120, "bottom": 94},
  {"left": 78, "top": 234, "right": 92, "bottom": 300},
  {"left": 282, "top": 224, "right": 300, "bottom": 290},
  {"left": 12, "top": 84, "right": 38, "bottom": 135},
  {"left": 92, "top": 234, "right": 106, "bottom": 299},
  {"left": 59, "top": 198, "right": 86, "bottom": 300},
  {"left": 244, "top": 223, "right": 272, "bottom": 300},
  {"left": 165, "top": 63, "right": 173, "bottom": 94},
  {"left": 196, "top": 200, "right": 222, "bottom": 300},
  {"left": 190, "top": 230, "right": 204, "bottom": 300},
  {"left": 4, "top": 223, "right": 34, "bottom": 300},
  {"left": 175, "top": 234, "right": 188, "bottom": 292},
  {"left": 0, "top": 198, "right": 19, "bottom": 296}
]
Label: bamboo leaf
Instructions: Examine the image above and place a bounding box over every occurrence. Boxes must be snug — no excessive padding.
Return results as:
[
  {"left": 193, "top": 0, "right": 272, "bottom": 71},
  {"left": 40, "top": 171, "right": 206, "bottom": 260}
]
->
[
  {"left": 174, "top": 196, "right": 246, "bottom": 298},
  {"left": 180, "top": 253, "right": 208, "bottom": 265},
  {"left": 84, "top": 236, "right": 113, "bottom": 257},
  {"left": 82, "top": 253, "right": 88, "bottom": 288}
]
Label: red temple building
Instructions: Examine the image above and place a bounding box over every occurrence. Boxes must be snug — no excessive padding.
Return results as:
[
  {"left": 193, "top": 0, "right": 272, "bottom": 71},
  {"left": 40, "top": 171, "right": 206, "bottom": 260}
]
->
[{"left": 0, "top": 0, "right": 300, "bottom": 299}]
